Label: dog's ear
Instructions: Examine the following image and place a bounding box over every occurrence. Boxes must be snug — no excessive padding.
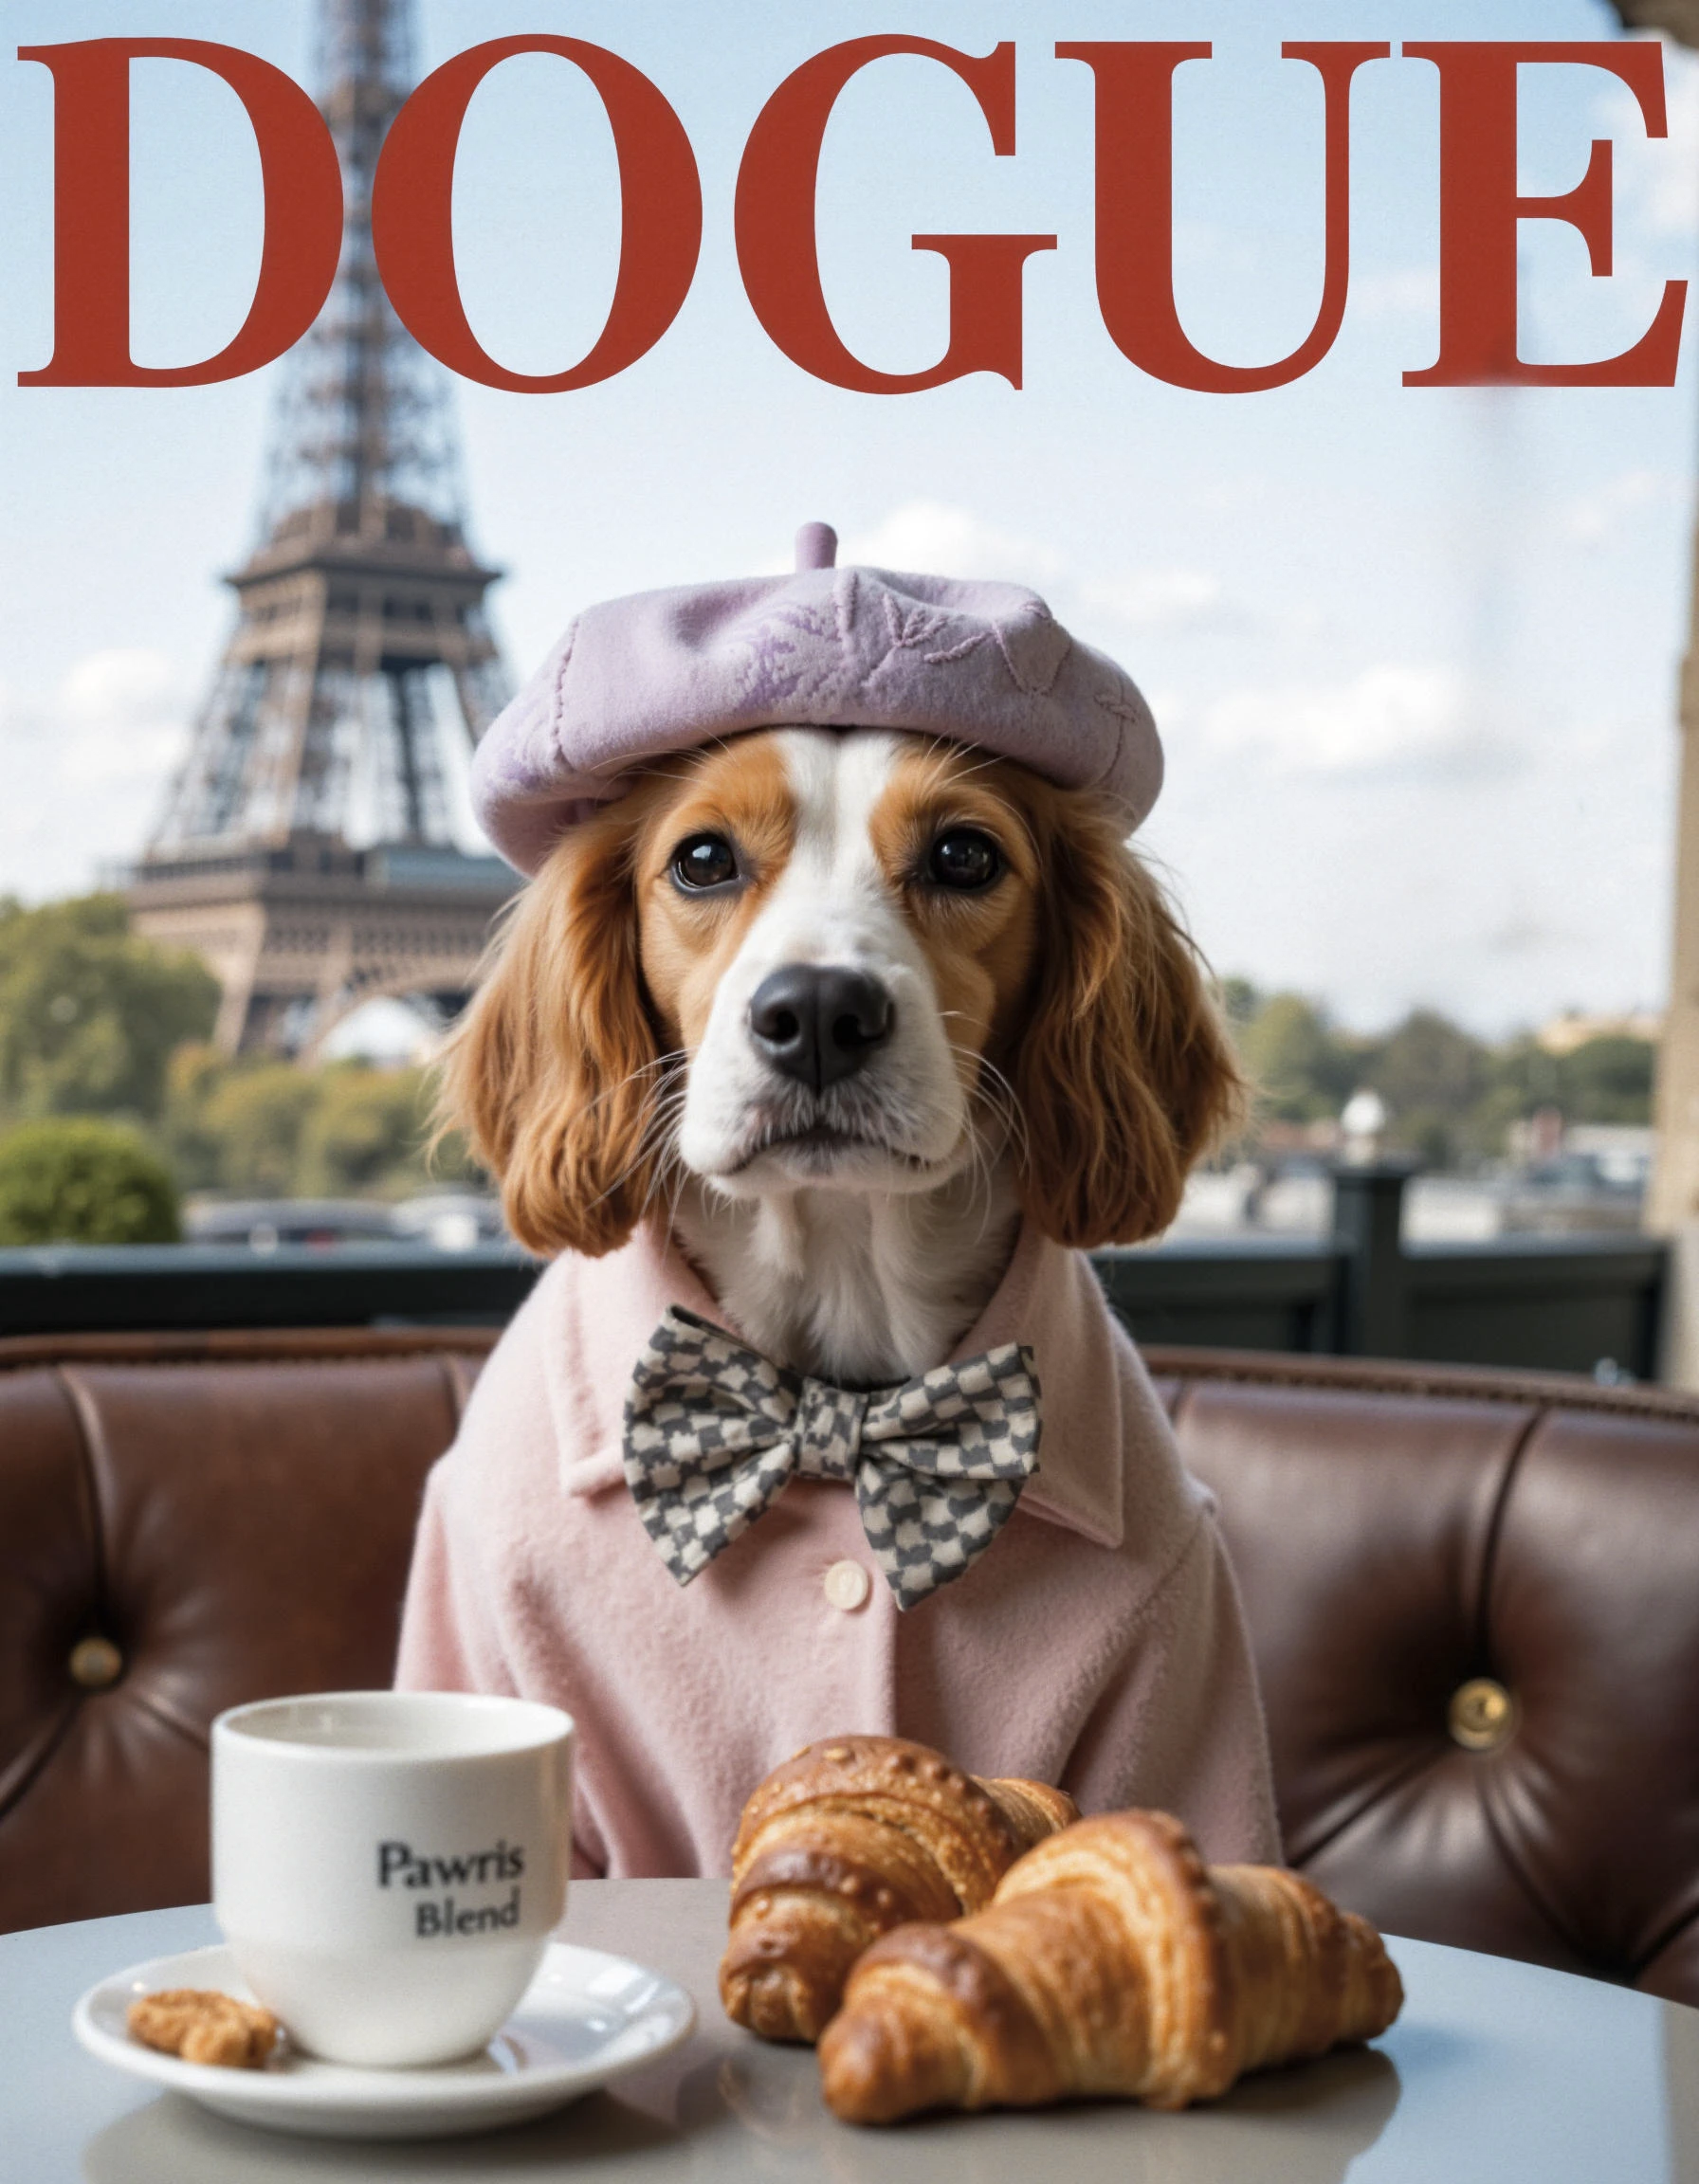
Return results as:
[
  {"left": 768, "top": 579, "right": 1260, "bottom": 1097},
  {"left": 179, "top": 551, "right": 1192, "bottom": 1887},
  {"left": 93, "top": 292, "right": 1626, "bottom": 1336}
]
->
[
  {"left": 1008, "top": 797, "right": 1243, "bottom": 1249},
  {"left": 436, "top": 806, "right": 664, "bottom": 1258}
]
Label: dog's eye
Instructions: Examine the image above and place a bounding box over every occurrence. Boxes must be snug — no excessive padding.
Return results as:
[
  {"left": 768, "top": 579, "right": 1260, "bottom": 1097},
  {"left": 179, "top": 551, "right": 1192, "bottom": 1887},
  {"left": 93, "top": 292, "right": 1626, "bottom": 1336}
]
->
[
  {"left": 671, "top": 833, "right": 740, "bottom": 890},
  {"left": 926, "top": 828, "right": 1002, "bottom": 891}
]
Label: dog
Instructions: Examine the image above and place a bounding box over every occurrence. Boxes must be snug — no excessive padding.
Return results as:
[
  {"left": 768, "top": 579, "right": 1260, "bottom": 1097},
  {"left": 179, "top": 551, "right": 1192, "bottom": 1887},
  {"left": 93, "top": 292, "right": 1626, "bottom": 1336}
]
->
[
  {"left": 438, "top": 726, "right": 1240, "bottom": 1387},
  {"left": 395, "top": 534, "right": 1278, "bottom": 1879}
]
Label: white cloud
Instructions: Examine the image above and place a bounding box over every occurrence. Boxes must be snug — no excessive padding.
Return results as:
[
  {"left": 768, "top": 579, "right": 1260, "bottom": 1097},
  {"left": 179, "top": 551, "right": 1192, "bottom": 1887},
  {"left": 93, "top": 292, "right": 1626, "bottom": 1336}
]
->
[
  {"left": 320, "top": 996, "right": 445, "bottom": 1065},
  {"left": 1597, "top": 41, "right": 1699, "bottom": 238},
  {"left": 1647, "top": 55, "right": 1699, "bottom": 232},
  {"left": 0, "top": 649, "right": 191, "bottom": 898},
  {"left": 56, "top": 649, "right": 189, "bottom": 784},
  {"left": 1197, "top": 663, "right": 1471, "bottom": 775},
  {"left": 1352, "top": 265, "right": 1441, "bottom": 319},
  {"left": 1083, "top": 568, "right": 1237, "bottom": 633},
  {"left": 846, "top": 500, "right": 1240, "bottom": 635},
  {"left": 1560, "top": 466, "right": 1676, "bottom": 544},
  {"left": 842, "top": 501, "right": 1065, "bottom": 586}
]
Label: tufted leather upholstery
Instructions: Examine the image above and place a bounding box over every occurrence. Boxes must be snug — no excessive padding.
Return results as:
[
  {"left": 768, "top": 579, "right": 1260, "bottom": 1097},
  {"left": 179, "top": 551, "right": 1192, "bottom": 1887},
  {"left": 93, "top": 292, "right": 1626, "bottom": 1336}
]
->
[
  {"left": 1148, "top": 1350, "right": 1699, "bottom": 2010},
  {"left": 1, "top": 1329, "right": 1695, "bottom": 2008},
  {"left": 0, "top": 1330, "right": 492, "bottom": 1939}
]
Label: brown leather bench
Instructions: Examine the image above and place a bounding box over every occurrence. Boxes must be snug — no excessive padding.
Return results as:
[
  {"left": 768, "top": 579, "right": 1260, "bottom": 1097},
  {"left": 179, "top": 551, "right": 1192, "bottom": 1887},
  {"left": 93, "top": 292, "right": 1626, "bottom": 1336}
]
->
[{"left": 3, "top": 1327, "right": 1696, "bottom": 2007}]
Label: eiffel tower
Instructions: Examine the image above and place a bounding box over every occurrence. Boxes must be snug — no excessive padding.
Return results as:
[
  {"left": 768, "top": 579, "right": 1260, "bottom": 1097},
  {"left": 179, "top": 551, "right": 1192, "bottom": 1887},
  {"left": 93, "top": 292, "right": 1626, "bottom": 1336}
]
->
[{"left": 127, "top": 0, "right": 519, "bottom": 1056}]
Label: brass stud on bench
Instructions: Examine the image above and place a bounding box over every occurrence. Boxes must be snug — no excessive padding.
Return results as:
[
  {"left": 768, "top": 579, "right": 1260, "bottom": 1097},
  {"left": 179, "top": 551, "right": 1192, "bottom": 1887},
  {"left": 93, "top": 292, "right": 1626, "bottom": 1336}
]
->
[
  {"left": 1449, "top": 1677, "right": 1516, "bottom": 1752},
  {"left": 68, "top": 1636, "right": 124, "bottom": 1690}
]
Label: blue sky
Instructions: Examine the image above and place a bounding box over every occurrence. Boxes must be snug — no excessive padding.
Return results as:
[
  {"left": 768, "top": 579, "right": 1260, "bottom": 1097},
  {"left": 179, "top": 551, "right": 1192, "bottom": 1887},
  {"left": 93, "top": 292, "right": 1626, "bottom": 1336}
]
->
[{"left": 1, "top": 0, "right": 1696, "bottom": 1036}]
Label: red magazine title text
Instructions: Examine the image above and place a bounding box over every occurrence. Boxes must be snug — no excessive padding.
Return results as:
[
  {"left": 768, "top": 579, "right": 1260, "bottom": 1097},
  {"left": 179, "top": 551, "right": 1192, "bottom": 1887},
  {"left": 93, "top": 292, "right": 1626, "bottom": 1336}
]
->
[{"left": 16, "top": 35, "right": 1689, "bottom": 393}]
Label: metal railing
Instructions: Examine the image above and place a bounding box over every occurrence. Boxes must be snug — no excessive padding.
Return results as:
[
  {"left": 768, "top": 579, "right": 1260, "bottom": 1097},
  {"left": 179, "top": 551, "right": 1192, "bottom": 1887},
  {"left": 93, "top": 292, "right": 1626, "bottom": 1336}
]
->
[
  {"left": 0, "top": 1243, "right": 538, "bottom": 1337},
  {"left": 1099, "top": 1164, "right": 1665, "bottom": 1378},
  {"left": 0, "top": 1165, "right": 1669, "bottom": 1379}
]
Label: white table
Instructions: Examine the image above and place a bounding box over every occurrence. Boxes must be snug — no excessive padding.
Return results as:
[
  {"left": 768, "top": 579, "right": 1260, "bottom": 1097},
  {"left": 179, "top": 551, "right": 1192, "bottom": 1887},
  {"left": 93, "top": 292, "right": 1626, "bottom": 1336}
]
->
[{"left": 3, "top": 1880, "right": 1696, "bottom": 2181}]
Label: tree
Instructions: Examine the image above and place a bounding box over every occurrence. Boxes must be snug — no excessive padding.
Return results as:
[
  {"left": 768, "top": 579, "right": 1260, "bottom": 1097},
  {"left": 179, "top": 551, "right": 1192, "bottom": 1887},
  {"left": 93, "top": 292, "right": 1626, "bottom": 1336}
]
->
[
  {"left": 1234, "top": 992, "right": 1360, "bottom": 1122},
  {"left": 0, "top": 1118, "right": 180, "bottom": 1244},
  {"left": 158, "top": 1042, "right": 233, "bottom": 1192},
  {"left": 1218, "top": 975, "right": 1261, "bottom": 1031},
  {"left": 1365, "top": 1009, "right": 1487, "bottom": 1118},
  {"left": 1362, "top": 1009, "right": 1489, "bottom": 1166},
  {"left": 1558, "top": 1036, "right": 1653, "bottom": 1125},
  {"left": 0, "top": 895, "right": 219, "bottom": 1122},
  {"left": 297, "top": 1067, "right": 430, "bottom": 1195},
  {"left": 196, "top": 1066, "right": 321, "bottom": 1197},
  {"left": 1219, "top": 981, "right": 1657, "bottom": 1170},
  {"left": 163, "top": 1049, "right": 468, "bottom": 1199}
]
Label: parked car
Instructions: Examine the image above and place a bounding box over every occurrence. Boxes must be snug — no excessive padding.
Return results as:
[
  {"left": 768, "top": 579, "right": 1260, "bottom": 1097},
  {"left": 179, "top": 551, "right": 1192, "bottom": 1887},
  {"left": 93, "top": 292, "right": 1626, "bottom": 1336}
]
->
[
  {"left": 391, "top": 1192, "right": 509, "bottom": 1251},
  {"left": 1500, "top": 1153, "right": 1645, "bottom": 1236},
  {"left": 183, "top": 1200, "right": 402, "bottom": 1250}
]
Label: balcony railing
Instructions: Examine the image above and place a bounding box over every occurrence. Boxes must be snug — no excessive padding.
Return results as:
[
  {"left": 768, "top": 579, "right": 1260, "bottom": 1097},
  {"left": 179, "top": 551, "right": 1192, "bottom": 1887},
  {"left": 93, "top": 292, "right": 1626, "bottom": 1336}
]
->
[{"left": 0, "top": 1166, "right": 1668, "bottom": 1380}]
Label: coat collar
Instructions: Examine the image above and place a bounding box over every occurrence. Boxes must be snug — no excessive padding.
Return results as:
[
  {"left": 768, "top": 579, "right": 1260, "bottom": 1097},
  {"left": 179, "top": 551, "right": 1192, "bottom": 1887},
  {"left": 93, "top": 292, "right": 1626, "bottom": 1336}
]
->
[{"left": 550, "top": 1217, "right": 1128, "bottom": 1552}]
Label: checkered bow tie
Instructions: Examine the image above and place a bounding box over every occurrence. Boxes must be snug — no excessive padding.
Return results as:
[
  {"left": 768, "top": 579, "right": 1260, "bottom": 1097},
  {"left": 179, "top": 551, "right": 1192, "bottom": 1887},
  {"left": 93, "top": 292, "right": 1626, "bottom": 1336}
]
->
[{"left": 622, "top": 1307, "right": 1042, "bottom": 1611}]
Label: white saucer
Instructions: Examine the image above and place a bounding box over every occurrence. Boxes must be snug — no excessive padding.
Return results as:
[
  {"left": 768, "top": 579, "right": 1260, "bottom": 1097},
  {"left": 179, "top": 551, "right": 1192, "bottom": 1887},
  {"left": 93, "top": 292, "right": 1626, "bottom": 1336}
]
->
[{"left": 73, "top": 1938, "right": 696, "bottom": 2140}]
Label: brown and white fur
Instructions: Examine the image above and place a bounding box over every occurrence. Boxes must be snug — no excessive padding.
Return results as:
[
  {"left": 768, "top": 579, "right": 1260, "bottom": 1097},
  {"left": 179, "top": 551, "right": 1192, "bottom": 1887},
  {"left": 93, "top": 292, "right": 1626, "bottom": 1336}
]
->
[{"left": 440, "top": 728, "right": 1241, "bottom": 1386}]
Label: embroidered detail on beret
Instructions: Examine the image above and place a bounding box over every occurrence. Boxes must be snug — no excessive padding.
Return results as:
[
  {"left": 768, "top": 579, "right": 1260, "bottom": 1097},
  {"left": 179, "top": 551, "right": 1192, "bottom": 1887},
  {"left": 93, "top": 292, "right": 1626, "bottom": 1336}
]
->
[{"left": 472, "top": 522, "right": 1163, "bottom": 875}]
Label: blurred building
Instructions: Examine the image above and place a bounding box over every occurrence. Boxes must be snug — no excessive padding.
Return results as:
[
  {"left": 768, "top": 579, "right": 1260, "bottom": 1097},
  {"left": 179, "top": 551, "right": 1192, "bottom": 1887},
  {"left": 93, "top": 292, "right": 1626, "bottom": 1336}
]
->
[{"left": 1537, "top": 1010, "right": 1662, "bottom": 1057}]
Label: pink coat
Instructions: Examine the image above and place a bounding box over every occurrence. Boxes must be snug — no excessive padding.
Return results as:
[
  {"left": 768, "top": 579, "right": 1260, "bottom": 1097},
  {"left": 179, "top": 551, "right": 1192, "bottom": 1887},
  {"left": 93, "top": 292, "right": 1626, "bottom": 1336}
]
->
[{"left": 394, "top": 1220, "right": 1280, "bottom": 1878}]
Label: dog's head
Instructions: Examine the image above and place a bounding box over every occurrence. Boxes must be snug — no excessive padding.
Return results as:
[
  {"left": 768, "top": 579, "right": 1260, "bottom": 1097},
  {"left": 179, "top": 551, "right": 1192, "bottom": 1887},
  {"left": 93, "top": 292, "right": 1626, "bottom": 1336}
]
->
[{"left": 441, "top": 726, "right": 1241, "bottom": 1258}]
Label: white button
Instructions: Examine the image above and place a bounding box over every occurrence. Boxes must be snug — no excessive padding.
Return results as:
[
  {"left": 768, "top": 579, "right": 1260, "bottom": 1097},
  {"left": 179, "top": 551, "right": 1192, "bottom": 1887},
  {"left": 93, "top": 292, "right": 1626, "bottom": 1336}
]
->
[{"left": 823, "top": 1559, "right": 871, "bottom": 1612}]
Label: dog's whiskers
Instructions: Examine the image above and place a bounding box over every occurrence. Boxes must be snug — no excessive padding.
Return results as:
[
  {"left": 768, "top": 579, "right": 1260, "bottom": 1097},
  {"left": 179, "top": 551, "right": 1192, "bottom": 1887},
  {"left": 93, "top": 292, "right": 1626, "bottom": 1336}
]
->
[
  {"left": 579, "top": 1073, "right": 691, "bottom": 1216},
  {"left": 582, "top": 1050, "right": 686, "bottom": 1122}
]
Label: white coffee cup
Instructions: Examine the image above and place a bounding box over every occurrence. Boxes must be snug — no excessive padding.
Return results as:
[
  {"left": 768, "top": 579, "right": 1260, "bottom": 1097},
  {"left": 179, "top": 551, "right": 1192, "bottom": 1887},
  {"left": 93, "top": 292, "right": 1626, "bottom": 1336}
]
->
[{"left": 212, "top": 1691, "right": 574, "bottom": 2067}]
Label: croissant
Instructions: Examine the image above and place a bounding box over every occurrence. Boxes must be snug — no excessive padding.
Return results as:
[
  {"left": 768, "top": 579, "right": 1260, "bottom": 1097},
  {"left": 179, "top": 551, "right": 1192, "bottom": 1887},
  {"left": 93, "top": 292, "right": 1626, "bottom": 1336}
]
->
[
  {"left": 818, "top": 1809, "right": 1403, "bottom": 2121},
  {"left": 720, "top": 1736, "right": 1078, "bottom": 2043}
]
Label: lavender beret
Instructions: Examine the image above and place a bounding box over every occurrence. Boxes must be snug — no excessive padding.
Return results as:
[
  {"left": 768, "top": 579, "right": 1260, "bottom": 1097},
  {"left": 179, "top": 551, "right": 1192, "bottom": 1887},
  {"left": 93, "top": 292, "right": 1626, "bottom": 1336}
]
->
[{"left": 472, "top": 523, "right": 1163, "bottom": 875}]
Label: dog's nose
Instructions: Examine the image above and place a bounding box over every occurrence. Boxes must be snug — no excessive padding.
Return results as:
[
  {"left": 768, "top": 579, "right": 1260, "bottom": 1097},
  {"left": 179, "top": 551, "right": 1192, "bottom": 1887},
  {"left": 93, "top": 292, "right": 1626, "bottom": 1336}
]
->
[{"left": 748, "top": 967, "right": 894, "bottom": 1091}]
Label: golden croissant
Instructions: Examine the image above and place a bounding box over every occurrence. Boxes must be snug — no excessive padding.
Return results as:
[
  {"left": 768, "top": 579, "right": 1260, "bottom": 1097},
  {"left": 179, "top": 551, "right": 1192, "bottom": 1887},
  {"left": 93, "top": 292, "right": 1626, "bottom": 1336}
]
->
[
  {"left": 818, "top": 1809, "right": 1403, "bottom": 2121},
  {"left": 720, "top": 1735, "right": 1078, "bottom": 2043}
]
